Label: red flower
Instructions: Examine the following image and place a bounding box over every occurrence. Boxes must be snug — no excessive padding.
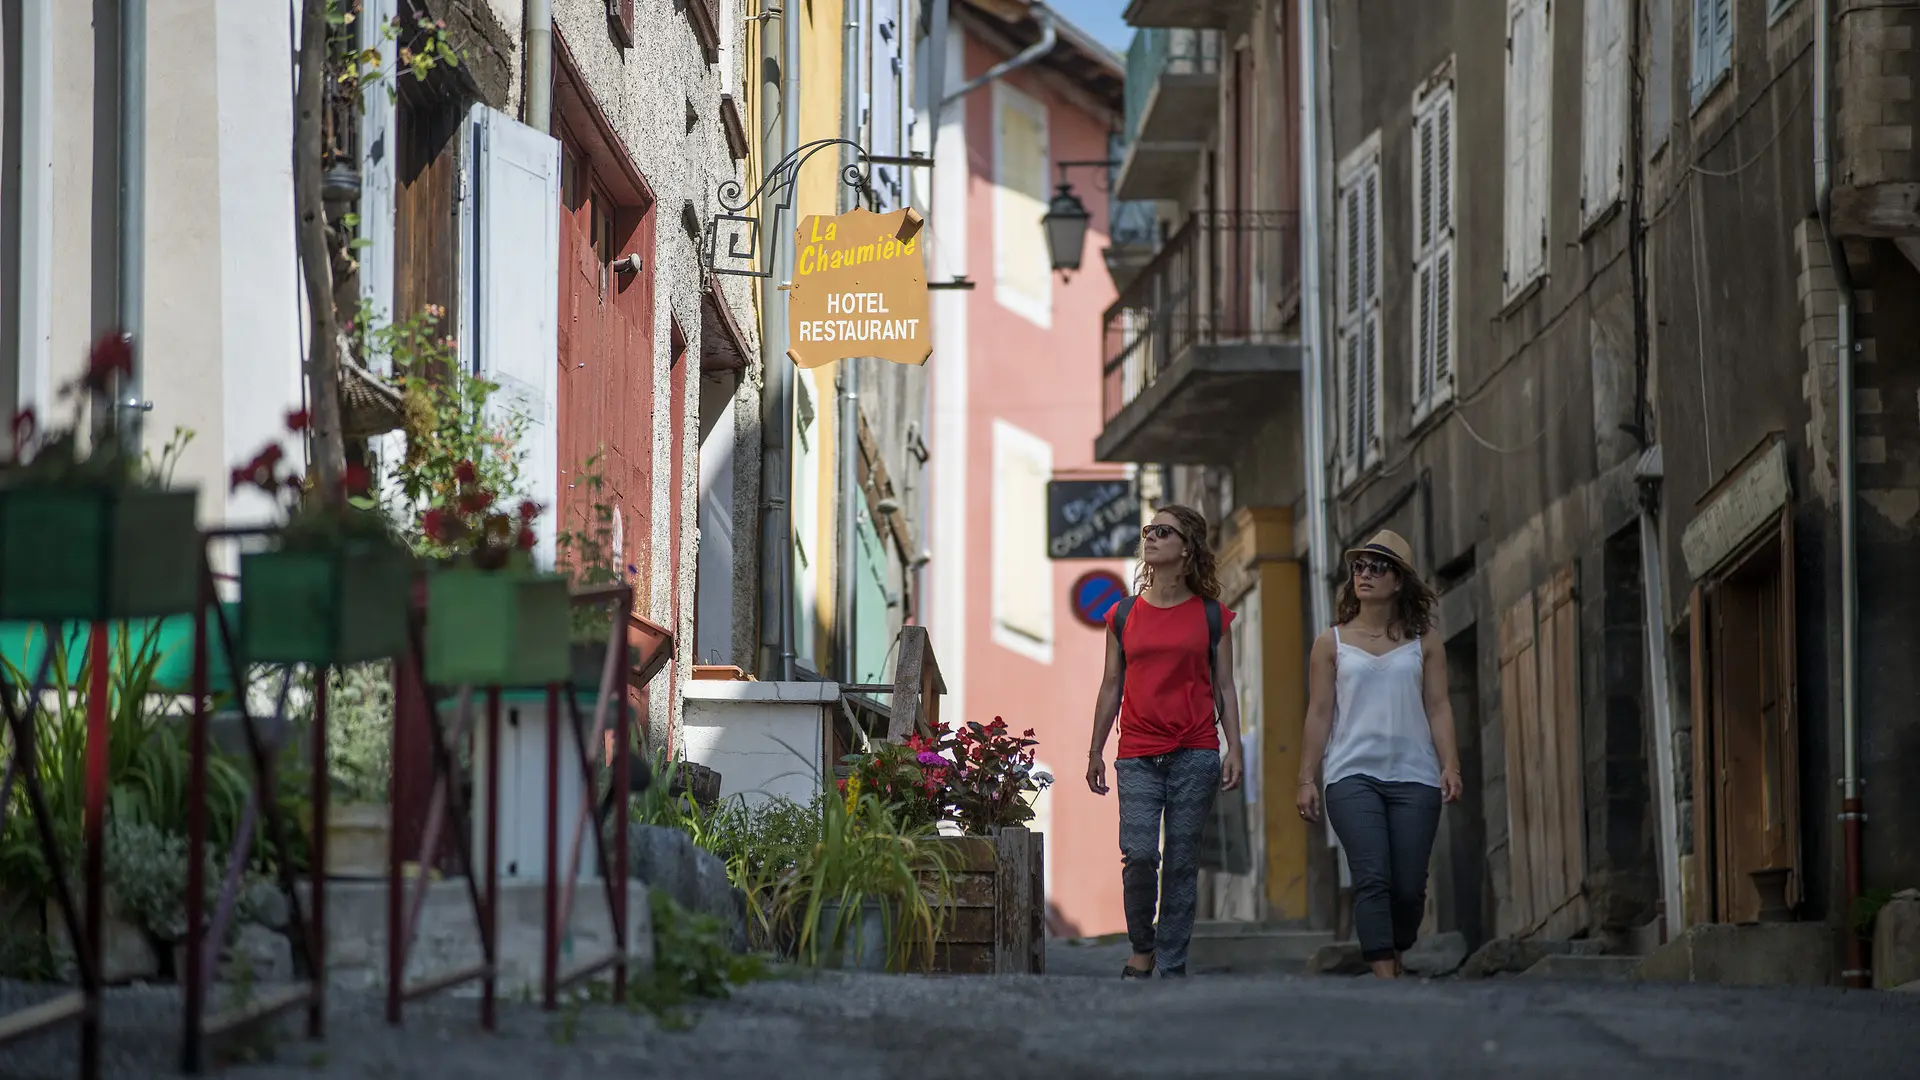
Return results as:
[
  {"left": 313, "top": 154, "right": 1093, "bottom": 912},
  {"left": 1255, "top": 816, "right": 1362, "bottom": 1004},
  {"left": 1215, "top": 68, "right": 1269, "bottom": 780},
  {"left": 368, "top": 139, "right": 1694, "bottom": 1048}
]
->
[
  {"left": 341, "top": 462, "right": 371, "bottom": 496},
  {"left": 1023, "top": 728, "right": 1036, "bottom": 738},
  {"left": 454, "top": 460, "right": 477, "bottom": 485},
  {"left": 458, "top": 488, "right": 495, "bottom": 514},
  {"left": 85, "top": 332, "right": 134, "bottom": 388},
  {"left": 990, "top": 717, "right": 1008, "bottom": 730},
  {"left": 515, "top": 527, "right": 536, "bottom": 552},
  {"left": 423, "top": 508, "right": 455, "bottom": 542},
  {"left": 228, "top": 467, "right": 248, "bottom": 493},
  {"left": 285, "top": 408, "right": 311, "bottom": 432},
  {"left": 518, "top": 499, "right": 540, "bottom": 522}
]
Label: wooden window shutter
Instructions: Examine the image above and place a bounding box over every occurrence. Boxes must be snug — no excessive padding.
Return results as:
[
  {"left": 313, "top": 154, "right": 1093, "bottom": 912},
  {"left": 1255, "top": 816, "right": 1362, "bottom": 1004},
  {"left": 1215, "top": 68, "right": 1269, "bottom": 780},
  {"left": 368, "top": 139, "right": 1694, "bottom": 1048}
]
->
[{"left": 610, "top": 0, "right": 636, "bottom": 48}]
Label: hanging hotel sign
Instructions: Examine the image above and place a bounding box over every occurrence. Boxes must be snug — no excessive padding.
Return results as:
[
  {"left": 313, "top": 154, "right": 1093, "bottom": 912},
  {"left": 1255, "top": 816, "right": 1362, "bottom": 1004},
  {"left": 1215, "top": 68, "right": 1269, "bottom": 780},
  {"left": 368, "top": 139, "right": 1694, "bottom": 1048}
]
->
[{"left": 786, "top": 207, "right": 931, "bottom": 369}]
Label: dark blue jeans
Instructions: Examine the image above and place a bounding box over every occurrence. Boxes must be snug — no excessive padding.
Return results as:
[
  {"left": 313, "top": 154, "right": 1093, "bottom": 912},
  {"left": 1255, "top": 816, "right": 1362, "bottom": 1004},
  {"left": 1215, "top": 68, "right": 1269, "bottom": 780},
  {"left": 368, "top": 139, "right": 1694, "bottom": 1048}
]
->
[
  {"left": 1116, "top": 748, "right": 1220, "bottom": 972},
  {"left": 1324, "top": 774, "right": 1442, "bottom": 962}
]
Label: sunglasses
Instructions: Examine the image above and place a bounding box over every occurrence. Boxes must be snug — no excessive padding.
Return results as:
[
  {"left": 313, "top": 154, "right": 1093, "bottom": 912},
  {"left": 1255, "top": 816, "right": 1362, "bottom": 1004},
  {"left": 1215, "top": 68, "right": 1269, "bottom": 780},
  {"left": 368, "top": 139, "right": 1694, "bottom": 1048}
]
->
[
  {"left": 1141, "top": 524, "right": 1187, "bottom": 542},
  {"left": 1351, "top": 557, "right": 1399, "bottom": 578}
]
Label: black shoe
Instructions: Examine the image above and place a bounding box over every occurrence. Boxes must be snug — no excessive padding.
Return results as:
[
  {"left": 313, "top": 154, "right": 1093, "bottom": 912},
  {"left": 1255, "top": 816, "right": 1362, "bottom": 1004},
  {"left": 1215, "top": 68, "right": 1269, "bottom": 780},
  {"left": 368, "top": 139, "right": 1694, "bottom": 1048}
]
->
[{"left": 1121, "top": 963, "right": 1154, "bottom": 980}]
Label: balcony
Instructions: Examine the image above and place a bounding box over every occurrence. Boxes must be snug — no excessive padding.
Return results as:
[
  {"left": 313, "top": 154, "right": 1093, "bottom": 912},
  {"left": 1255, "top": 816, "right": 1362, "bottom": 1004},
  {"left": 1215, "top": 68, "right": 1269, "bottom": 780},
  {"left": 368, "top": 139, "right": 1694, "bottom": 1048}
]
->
[
  {"left": 1114, "top": 28, "right": 1219, "bottom": 202},
  {"left": 1122, "top": 0, "right": 1241, "bottom": 29},
  {"left": 1103, "top": 198, "right": 1160, "bottom": 292},
  {"left": 1097, "top": 211, "right": 1303, "bottom": 464}
]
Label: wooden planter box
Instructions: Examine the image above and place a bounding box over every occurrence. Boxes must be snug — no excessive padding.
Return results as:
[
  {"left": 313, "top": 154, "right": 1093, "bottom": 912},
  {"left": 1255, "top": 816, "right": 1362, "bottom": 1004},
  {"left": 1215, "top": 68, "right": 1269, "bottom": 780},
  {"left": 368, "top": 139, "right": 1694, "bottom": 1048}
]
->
[
  {"left": 424, "top": 568, "right": 570, "bottom": 687},
  {"left": 924, "top": 827, "right": 1046, "bottom": 975},
  {"left": 239, "top": 544, "right": 413, "bottom": 665},
  {"left": 0, "top": 486, "right": 200, "bottom": 621}
]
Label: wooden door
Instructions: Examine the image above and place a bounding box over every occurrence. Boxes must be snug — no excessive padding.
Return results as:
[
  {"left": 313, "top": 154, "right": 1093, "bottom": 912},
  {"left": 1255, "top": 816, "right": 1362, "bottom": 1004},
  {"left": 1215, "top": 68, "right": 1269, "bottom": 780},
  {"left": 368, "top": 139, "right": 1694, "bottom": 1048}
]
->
[
  {"left": 1708, "top": 520, "right": 1800, "bottom": 923},
  {"left": 1497, "top": 568, "right": 1587, "bottom": 937}
]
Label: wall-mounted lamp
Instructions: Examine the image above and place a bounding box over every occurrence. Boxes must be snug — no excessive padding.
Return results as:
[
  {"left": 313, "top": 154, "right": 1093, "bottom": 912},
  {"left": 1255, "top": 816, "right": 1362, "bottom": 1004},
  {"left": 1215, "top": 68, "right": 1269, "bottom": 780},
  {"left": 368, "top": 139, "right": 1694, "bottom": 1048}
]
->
[{"left": 1041, "top": 159, "right": 1120, "bottom": 272}]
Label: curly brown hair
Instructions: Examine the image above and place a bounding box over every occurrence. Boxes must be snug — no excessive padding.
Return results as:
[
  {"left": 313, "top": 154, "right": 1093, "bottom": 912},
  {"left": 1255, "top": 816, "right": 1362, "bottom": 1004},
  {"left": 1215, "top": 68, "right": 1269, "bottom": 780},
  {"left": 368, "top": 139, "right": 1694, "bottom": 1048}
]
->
[
  {"left": 1334, "top": 556, "right": 1436, "bottom": 640},
  {"left": 1134, "top": 504, "right": 1222, "bottom": 600}
]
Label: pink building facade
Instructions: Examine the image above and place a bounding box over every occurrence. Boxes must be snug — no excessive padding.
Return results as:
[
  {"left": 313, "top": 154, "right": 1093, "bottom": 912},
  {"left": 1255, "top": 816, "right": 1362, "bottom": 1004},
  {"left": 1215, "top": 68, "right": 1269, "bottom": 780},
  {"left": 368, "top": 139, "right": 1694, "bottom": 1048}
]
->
[{"left": 924, "top": 6, "right": 1130, "bottom": 938}]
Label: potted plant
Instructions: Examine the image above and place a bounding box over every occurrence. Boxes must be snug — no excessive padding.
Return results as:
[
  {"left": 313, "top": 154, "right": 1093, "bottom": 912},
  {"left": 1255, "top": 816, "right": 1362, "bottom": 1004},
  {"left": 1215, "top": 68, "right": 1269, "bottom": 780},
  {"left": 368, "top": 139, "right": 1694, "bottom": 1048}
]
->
[
  {"left": 419, "top": 461, "right": 570, "bottom": 687},
  {"left": 0, "top": 333, "right": 200, "bottom": 621},
  {"left": 234, "top": 411, "right": 414, "bottom": 666},
  {"left": 767, "top": 783, "right": 954, "bottom": 973},
  {"left": 935, "top": 717, "right": 1054, "bottom": 836}
]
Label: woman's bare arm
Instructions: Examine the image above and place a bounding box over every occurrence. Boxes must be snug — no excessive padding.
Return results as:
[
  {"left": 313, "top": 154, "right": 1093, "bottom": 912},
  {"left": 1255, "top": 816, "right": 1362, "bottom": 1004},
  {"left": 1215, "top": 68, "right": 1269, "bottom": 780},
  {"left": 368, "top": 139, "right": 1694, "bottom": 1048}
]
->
[
  {"left": 1086, "top": 622, "right": 1125, "bottom": 795},
  {"left": 1297, "top": 629, "right": 1337, "bottom": 786},
  {"left": 1422, "top": 629, "right": 1463, "bottom": 800}
]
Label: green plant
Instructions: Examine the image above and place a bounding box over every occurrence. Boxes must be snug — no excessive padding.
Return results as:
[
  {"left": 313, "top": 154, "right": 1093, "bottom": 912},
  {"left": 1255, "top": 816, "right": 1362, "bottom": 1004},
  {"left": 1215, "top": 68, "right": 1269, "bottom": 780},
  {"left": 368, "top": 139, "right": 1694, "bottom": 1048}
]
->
[
  {"left": 103, "top": 818, "right": 269, "bottom": 945},
  {"left": 230, "top": 409, "right": 403, "bottom": 552},
  {"left": 767, "top": 786, "right": 954, "bottom": 972},
  {"left": 839, "top": 736, "right": 946, "bottom": 832},
  {"left": 555, "top": 452, "right": 624, "bottom": 642},
  {"left": 5, "top": 334, "right": 166, "bottom": 489},
  {"left": 324, "top": 663, "right": 393, "bottom": 804},
  {"left": 362, "top": 303, "right": 531, "bottom": 555},
  {"left": 1854, "top": 885, "right": 1898, "bottom": 936},
  {"left": 325, "top": 1, "right": 461, "bottom": 108},
  {"left": 629, "top": 890, "right": 770, "bottom": 1027},
  {"left": 937, "top": 717, "right": 1053, "bottom": 835}
]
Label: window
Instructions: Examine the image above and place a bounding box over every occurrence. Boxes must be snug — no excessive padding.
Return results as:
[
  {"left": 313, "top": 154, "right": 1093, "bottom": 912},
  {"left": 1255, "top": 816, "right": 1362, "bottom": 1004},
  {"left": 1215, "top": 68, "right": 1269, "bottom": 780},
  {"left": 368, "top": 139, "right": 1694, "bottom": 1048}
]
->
[
  {"left": 1412, "top": 78, "right": 1455, "bottom": 421},
  {"left": 1690, "top": 0, "right": 1732, "bottom": 107},
  {"left": 1337, "top": 138, "right": 1383, "bottom": 479},
  {"left": 993, "top": 82, "right": 1052, "bottom": 328},
  {"left": 1504, "top": 0, "right": 1552, "bottom": 298},
  {"left": 1768, "top": 0, "right": 1795, "bottom": 26},
  {"left": 991, "top": 419, "right": 1054, "bottom": 663},
  {"left": 1647, "top": 0, "right": 1673, "bottom": 157},
  {"left": 1581, "top": 0, "right": 1627, "bottom": 225}
]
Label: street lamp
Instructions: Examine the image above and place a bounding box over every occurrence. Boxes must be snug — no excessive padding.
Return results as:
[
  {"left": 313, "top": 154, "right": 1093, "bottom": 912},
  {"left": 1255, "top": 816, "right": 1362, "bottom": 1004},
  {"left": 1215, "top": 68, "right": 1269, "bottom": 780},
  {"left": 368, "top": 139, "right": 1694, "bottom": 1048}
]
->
[
  {"left": 1040, "top": 158, "right": 1123, "bottom": 273},
  {"left": 1042, "top": 184, "right": 1091, "bottom": 271}
]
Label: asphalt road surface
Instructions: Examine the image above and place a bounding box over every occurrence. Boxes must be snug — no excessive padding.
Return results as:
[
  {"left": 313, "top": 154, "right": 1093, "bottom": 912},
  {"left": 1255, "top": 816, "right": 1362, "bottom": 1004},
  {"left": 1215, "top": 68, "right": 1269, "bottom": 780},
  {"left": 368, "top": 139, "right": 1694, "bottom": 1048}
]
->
[{"left": 4, "top": 943, "right": 1918, "bottom": 1079}]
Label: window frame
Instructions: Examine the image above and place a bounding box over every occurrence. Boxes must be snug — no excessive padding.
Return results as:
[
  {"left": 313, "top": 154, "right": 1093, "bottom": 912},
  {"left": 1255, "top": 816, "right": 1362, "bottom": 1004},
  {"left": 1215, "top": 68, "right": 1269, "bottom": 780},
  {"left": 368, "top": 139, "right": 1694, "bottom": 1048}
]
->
[
  {"left": 1411, "top": 72, "right": 1456, "bottom": 424},
  {"left": 991, "top": 80, "right": 1054, "bottom": 330},
  {"left": 990, "top": 417, "right": 1056, "bottom": 664},
  {"left": 1336, "top": 134, "right": 1384, "bottom": 485},
  {"left": 1689, "top": 0, "right": 1733, "bottom": 110},
  {"left": 1503, "top": 0, "right": 1553, "bottom": 301},
  {"left": 1580, "top": 0, "right": 1628, "bottom": 228}
]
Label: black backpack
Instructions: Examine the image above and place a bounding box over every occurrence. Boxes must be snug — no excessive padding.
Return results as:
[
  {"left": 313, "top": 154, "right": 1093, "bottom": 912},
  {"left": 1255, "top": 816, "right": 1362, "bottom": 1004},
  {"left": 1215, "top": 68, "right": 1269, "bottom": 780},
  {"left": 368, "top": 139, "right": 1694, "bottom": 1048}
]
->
[{"left": 1110, "top": 594, "right": 1226, "bottom": 720}]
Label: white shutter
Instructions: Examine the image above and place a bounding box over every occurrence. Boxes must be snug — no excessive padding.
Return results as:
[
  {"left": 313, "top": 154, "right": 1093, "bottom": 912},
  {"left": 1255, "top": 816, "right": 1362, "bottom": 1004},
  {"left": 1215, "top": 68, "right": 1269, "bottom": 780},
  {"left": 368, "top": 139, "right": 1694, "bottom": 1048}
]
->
[
  {"left": 1582, "top": 0, "right": 1626, "bottom": 223},
  {"left": 1433, "top": 244, "right": 1454, "bottom": 401},
  {"left": 1362, "top": 310, "right": 1381, "bottom": 461},
  {"left": 1416, "top": 110, "right": 1435, "bottom": 254},
  {"left": 990, "top": 419, "right": 1054, "bottom": 662},
  {"left": 1712, "top": 0, "right": 1733, "bottom": 80},
  {"left": 1436, "top": 94, "right": 1454, "bottom": 236},
  {"left": 1524, "top": 0, "right": 1552, "bottom": 282},
  {"left": 1341, "top": 333, "right": 1359, "bottom": 471},
  {"left": 1415, "top": 261, "right": 1435, "bottom": 409},
  {"left": 1364, "top": 167, "right": 1381, "bottom": 303},
  {"left": 1412, "top": 80, "right": 1455, "bottom": 418},
  {"left": 468, "top": 104, "right": 562, "bottom": 564},
  {"left": 1343, "top": 186, "right": 1363, "bottom": 318},
  {"left": 1504, "top": 3, "right": 1531, "bottom": 293}
]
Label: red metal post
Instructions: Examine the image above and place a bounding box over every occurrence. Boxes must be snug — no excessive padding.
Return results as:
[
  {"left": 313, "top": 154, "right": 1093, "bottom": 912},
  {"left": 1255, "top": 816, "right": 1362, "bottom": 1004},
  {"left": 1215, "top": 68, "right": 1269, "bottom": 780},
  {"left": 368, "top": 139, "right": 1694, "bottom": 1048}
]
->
[
  {"left": 386, "top": 660, "right": 405, "bottom": 1025},
  {"left": 182, "top": 579, "right": 211, "bottom": 1074},
  {"left": 483, "top": 687, "right": 501, "bottom": 1030},
  {"left": 543, "top": 682, "right": 560, "bottom": 1010},
  {"left": 309, "top": 667, "right": 329, "bottom": 1036},
  {"left": 614, "top": 591, "right": 632, "bottom": 1003},
  {"left": 81, "top": 622, "right": 108, "bottom": 1080}
]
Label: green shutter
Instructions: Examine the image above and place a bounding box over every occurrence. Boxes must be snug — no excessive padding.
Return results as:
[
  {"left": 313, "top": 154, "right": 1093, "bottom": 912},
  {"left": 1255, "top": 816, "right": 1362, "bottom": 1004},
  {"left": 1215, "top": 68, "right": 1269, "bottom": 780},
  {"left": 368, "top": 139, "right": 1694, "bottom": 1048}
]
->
[{"left": 853, "top": 513, "right": 893, "bottom": 685}]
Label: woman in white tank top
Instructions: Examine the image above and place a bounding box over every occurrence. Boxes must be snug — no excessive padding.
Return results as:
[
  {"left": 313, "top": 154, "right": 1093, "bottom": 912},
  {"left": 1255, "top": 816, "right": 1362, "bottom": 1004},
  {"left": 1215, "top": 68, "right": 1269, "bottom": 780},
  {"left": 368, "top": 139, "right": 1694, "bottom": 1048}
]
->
[{"left": 1295, "top": 530, "right": 1462, "bottom": 979}]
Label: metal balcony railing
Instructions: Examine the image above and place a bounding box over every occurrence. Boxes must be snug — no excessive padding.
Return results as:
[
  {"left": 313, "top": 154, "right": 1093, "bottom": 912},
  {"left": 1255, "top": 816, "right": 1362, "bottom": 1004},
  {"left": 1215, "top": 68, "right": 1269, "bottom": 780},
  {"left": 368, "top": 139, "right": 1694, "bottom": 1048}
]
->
[
  {"left": 1110, "top": 198, "right": 1158, "bottom": 249},
  {"left": 1102, "top": 210, "right": 1302, "bottom": 425},
  {"left": 1123, "top": 28, "right": 1221, "bottom": 145}
]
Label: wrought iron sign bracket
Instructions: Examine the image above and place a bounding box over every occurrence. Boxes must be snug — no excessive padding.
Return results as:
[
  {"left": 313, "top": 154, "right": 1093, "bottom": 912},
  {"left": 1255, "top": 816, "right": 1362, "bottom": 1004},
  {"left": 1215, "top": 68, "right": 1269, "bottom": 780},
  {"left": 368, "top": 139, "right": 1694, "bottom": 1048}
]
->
[{"left": 706, "top": 138, "right": 896, "bottom": 279}]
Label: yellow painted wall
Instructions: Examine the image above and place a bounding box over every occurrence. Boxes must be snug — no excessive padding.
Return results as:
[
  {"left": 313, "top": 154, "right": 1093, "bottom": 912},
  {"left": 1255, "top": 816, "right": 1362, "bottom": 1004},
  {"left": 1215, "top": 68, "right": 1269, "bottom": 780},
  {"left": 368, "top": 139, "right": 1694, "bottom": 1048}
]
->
[{"left": 1228, "top": 507, "right": 1311, "bottom": 920}]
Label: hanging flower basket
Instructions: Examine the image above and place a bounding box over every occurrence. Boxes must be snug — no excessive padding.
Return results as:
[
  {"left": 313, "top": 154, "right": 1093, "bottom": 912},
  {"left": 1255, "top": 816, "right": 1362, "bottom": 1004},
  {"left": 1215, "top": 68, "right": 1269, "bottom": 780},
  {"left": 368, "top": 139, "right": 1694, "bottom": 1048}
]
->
[
  {"left": 0, "top": 333, "right": 200, "bottom": 622},
  {"left": 0, "top": 486, "right": 200, "bottom": 622},
  {"left": 340, "top": 357, "right": 405, "bottom": 439},
  {"left": 425, "top": 567, "right": 571, "bottom": 687}
]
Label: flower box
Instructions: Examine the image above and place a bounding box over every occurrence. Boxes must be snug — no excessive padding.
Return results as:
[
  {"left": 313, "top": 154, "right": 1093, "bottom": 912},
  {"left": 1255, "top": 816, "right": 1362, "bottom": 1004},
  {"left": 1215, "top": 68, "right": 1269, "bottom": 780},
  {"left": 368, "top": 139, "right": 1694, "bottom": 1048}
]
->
[
  {"left": 0, "top": 486, "right": 200, "bottom": 621},
  {"left": 923, "top": 829, "right": 1046, "bottom": 975},
  {"left": 424, "top": 568, "right": 570, "bottom": 687},
  {"left": 239, "top": 544, "right": 414, "bottom": 666}
]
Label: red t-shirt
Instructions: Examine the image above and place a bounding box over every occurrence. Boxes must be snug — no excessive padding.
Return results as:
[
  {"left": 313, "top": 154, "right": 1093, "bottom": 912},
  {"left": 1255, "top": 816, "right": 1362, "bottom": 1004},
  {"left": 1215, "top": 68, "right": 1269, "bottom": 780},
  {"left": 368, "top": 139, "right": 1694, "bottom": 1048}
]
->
[{"left": 1106, "top": 595, "right": 1234, "bottom": 759}]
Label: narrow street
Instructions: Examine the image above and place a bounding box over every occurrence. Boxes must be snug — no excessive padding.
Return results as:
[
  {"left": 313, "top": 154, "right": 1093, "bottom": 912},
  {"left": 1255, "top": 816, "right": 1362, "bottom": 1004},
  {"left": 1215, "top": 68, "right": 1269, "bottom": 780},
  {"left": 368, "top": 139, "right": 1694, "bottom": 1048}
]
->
[{"left": 6, "top": 947, "right": 1918, "bottom": 1080}]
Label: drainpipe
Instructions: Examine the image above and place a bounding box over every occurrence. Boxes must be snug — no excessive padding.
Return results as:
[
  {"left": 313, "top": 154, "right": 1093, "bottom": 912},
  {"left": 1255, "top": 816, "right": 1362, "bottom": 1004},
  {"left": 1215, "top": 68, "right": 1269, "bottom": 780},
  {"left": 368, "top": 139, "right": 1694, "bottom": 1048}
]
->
[
  {"left": 526, "top": 0, "right": 552, "bottom": 132},
  {"left": 115, "top": 0, "right": 148, "bottom": 452},
  {"left": 1634, "top": 449, "right": 1684, "bottom": 943},
  {"left": 938, "top": 1, "right": 1054, "bottom": 109},
  {"left": 757, "top": 0, "right": 800, "bottom": 681},
  {"left": 838, "top": 9, "right": 861, "bottom": 682},
  {"left": 1813, "top": 0, "right": 1866, "bottom": 988}
]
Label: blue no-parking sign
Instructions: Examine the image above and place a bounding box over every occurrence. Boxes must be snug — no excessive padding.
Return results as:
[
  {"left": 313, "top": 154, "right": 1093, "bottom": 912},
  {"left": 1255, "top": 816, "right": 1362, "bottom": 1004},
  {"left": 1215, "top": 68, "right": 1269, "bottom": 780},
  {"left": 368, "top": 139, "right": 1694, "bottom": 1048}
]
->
[{"left": 1070, "top": 569, "right": 1128, "bottom": 629}]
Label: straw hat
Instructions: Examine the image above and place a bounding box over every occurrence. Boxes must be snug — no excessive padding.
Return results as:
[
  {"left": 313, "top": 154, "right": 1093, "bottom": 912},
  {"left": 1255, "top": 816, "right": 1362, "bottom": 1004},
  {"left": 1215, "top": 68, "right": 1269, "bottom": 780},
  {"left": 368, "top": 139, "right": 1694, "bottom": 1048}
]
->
[{"left": 1343, "top": 529, "right": 1417, "bottom": 577}]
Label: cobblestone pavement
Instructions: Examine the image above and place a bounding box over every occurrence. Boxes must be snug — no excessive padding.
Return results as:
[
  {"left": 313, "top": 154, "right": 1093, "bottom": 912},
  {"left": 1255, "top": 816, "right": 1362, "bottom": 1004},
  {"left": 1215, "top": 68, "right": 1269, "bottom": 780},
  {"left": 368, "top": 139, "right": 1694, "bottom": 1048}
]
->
[{"left": 5, "top": 944, "right": 1918, "bottom": 1079}]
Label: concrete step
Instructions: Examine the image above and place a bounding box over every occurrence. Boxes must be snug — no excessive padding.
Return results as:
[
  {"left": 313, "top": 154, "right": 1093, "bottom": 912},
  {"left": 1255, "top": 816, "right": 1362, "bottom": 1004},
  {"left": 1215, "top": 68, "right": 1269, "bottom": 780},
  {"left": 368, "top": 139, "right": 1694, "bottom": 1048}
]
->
[
  {"left": 1188, "top": 928, "right": 1333, "bottom": 974},
  {"left": 1520, "top": 955, "right": 1643, "bottom": 982}
]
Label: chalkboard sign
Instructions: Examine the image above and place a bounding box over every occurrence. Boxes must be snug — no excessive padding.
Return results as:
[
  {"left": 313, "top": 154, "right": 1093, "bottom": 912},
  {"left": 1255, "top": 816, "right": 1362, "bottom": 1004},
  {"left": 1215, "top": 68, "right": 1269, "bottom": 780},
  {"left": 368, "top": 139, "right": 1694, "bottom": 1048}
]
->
[{"left": 1047, "top": 479, "right": 1141, "bottom": 560}]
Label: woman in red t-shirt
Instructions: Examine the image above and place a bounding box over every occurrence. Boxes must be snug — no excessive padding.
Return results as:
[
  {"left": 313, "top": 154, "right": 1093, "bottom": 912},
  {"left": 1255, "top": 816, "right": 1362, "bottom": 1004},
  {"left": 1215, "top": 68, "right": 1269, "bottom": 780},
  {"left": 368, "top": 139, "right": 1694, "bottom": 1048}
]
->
[{"left": 1086, "top": 505, "right": 1244, "bottom": 980}]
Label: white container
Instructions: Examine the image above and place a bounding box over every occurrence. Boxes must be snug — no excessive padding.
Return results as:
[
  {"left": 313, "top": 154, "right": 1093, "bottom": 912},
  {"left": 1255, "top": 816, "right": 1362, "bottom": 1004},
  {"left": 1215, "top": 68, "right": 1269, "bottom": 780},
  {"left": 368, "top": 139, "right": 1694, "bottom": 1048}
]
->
[{"left": 471, "top": 693, "right": 598, "bottom": 883}]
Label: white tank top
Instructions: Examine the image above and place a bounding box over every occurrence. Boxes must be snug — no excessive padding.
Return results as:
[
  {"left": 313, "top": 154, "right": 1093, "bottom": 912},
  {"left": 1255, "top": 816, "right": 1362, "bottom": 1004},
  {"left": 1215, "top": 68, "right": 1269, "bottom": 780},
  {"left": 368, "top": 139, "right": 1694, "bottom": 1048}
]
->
[{"left": 1321, "top": 627, "right": 1442, "bottom": 789}]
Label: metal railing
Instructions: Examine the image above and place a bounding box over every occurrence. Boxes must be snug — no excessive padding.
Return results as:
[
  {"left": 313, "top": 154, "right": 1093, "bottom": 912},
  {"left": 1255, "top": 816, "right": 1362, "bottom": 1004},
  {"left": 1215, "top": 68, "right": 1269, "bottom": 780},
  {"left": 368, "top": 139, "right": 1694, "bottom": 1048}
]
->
[
  {"left": 1124, "top": 28, "right": 1221, "bottom": 145},
  {"left": 1102, "top": 210, "right": 1302, "bottom": 425},
  {"left": 1110, "top": 198, "right": 1158, "bottom": 249}
]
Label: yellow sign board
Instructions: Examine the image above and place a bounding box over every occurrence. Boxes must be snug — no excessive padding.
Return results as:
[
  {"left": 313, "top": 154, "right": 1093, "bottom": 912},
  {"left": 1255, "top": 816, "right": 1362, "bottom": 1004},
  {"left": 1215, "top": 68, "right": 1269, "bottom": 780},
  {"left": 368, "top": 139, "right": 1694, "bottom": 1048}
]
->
[{"left": 787, "top": 207, "right": 931, "bottom": 369}]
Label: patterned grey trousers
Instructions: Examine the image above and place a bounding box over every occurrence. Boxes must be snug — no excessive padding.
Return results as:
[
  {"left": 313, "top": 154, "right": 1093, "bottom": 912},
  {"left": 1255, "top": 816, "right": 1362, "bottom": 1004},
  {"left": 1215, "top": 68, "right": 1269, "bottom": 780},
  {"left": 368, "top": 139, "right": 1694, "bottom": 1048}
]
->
[{"left": 1115, "top": 748, "right": 1221, "bottom": 972}]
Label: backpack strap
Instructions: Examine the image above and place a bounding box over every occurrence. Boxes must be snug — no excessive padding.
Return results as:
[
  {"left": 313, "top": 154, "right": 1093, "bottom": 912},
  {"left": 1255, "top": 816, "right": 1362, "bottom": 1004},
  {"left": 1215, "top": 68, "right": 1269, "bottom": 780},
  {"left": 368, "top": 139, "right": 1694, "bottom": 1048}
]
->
[{"left": 1111, "top": 595, "right": 1138, "bottom": 682}]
